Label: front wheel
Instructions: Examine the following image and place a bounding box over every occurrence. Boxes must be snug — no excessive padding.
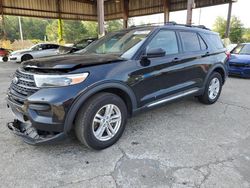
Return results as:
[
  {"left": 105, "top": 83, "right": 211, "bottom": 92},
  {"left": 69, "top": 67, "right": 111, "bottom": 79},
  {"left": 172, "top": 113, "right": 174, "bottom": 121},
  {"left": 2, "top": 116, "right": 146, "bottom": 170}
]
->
[
  {"left": 198, "top": 72, "right": 223, "bottom": 104},
  {"left": 75, "top": 92, "right": 128, "bottom": 150}
]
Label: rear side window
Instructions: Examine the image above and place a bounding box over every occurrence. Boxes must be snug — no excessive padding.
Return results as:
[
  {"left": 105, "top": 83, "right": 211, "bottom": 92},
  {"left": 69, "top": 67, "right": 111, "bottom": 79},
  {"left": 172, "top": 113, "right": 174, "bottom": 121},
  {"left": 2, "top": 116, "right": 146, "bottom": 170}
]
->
[
  {"left": 206, "top": 34, "right": 224, "bottom": 49},
  {"left": 179, "top": 32, "right": 201, "bottom": 52},
  {"left": 147, "top": 30, "right": 179, "bottom": 55}
]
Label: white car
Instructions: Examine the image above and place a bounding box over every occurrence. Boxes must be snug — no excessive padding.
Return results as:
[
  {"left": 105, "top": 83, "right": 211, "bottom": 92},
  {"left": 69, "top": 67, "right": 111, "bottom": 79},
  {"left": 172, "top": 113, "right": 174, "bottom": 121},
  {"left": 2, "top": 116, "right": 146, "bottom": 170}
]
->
[{"left": 9, "top": 43, "right": 60, "bottom": 63}]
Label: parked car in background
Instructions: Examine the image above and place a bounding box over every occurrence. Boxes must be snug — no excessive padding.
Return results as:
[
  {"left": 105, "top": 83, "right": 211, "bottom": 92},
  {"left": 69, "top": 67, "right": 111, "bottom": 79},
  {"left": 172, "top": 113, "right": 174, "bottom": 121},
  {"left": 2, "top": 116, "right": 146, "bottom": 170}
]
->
[
  {"left": 57, "top": 38, "right": 96, "bottom": 55},
  {"left": 7, "top": 24, "right": 228, "bottom": 150},
  {"left": 228, "top": 43, "right": 250, "bottom": 78},
  {"left": 0, "top": 48, "right": 11, "bottom": 62},
  {"left": 9, "top": 43, "right": 60, "bottom": 63}
]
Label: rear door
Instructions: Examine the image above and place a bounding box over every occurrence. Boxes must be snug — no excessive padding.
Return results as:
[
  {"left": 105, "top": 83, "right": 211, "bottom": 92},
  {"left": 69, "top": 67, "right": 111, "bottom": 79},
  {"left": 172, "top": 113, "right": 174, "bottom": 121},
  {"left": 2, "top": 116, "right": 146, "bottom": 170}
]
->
[{"left": 176, "top": 31, "right": 210, "bottom": 88}]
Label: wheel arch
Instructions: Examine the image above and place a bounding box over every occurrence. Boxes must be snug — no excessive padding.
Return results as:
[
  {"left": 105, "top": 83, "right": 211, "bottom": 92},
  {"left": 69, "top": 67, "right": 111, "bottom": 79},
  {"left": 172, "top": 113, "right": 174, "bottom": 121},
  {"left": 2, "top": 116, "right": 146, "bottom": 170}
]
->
[
  {"left": 64, "top": 82, "right": 137, "bottom": 133},
  {"left": 204, "top": 64, "right": 227, "bottom": 86},
  {"left": 21, "top": 54, "right": 33, "bottom": 62}
]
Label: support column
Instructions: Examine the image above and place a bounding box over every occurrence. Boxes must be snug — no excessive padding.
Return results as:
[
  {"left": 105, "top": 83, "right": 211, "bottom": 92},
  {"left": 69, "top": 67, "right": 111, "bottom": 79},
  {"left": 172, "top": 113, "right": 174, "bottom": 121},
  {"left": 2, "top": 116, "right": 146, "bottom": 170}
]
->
[
  {"left": 225, "top": 1, "right": 233, "bottom": 38},
  {"left": 186, "top": 0, "right": 195, "bottom": 25},
  {"left": 57, "top": 0, "right": 64, "bottom": 44},
  {"left": 97, "top": 0, "right": 105, "bottom": 37},
  {"left": 0, "top": 0, "right": 6, "bottom": 39},
  {"left": 163, "top": 0, "right": 170, "bottom": 24},
  {"left": 122, "top": 0, "right": 129, "bottom": 28}
]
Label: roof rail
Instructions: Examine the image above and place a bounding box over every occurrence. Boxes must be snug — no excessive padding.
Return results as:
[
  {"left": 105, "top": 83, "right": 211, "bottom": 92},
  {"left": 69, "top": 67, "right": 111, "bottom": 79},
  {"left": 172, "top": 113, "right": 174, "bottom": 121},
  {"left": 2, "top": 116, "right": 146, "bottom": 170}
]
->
[
  {"left": 129, "top": 22, "right": 211, "bottom": 31},
  {"left": 165, "top": 22, "right": 211, "bottom": 30}
]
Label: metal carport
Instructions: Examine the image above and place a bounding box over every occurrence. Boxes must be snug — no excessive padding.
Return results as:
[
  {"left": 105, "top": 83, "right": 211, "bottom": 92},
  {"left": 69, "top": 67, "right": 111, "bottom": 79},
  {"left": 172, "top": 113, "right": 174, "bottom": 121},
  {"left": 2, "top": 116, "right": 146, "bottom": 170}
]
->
[{"left": 0, "top": 0, "right": 235, "bottom": 36}]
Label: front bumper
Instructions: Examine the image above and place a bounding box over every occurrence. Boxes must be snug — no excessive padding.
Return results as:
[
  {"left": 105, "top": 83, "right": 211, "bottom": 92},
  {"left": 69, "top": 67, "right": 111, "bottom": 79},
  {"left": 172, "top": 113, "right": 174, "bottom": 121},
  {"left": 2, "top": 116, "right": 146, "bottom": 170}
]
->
[
  {"left": 7, "top": 84, "right": 83, "bottom": 144},
  {"left": 7, "top": 120, "right": 66, "bottom": 145},
  {"left": 8, "top": 55, "right": 21, "bottom": 63}
]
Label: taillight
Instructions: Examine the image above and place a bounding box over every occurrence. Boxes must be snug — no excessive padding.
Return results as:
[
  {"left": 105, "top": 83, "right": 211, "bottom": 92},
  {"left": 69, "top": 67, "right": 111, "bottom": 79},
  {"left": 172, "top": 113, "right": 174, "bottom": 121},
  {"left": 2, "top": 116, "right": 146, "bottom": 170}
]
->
[{"left": 225, "top": 52, "right": 231, "bottom": 60}]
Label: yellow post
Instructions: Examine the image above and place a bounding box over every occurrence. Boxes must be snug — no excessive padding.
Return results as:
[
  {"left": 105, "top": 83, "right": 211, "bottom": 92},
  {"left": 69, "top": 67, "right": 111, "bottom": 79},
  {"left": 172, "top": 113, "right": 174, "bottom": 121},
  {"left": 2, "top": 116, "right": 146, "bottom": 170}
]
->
[{"left": 58, "top": 18, "right": 64, "bottom": 44}]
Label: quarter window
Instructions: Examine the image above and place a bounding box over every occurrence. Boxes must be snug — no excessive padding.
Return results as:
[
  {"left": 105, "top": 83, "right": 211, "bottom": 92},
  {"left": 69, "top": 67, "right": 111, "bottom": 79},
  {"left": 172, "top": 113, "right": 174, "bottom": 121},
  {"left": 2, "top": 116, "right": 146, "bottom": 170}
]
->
[
  {"left": 179, "top": 32, "right": 201, "bottom": 52},
  {"left": 147, "top": 30, "right": 179, "bottom": 55}
]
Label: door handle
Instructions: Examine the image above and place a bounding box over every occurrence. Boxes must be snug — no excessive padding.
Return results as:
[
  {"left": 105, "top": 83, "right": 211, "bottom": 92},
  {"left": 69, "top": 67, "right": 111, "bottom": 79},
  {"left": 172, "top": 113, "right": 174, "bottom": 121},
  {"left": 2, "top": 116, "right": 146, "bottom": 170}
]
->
[
  {"left": 171, "top": 57, "right": 179, "bottom": 62},
  {"left": 202, "top": 51, "right": 210, "bottom": 57}
]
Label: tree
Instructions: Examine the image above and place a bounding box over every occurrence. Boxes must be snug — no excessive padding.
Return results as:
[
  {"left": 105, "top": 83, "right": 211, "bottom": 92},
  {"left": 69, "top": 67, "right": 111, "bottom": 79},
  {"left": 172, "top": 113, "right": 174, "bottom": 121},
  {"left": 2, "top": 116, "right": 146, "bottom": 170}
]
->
[
  {"left": 213, "top": 16, "right": 244, "bottom": 43},
  {"left": 243, "top": 28, "right": 250, "bottom": 42},
  {"left": 82, "top": 21, "right": 98, "bottom": 37},
  {"left": 46, "top": 20, "right": 89, "bottom": 43},
  {"left": 106, "top": 20, "right": 123, "bottom": 32}
]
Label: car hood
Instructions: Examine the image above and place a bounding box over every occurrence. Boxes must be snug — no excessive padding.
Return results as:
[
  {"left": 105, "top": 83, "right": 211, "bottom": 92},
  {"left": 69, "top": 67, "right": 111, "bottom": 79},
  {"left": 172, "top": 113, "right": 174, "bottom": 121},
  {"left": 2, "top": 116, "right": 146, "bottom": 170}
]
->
[
  {"left": 229, "top": 54, "right": 250, "bottom": 64},
  {"left": 22, "top": 53, "right": 126, "bottom": 70},
  {"left": 11, "top": 49, "right": 31, "bottom": 55}
]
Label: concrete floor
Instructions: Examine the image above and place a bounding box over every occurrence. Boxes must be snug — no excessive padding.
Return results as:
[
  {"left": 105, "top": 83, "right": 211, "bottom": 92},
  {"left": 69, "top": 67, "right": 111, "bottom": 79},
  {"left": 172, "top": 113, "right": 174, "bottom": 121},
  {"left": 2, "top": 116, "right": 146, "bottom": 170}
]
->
[{"left": 0, "top": 62, "right": 249, "bottom": 188}]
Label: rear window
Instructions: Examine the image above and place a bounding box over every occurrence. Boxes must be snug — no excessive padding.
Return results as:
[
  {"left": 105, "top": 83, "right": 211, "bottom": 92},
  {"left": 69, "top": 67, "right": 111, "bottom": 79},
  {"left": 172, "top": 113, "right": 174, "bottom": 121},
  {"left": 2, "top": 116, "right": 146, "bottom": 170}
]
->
[
  {"left": 206, "top": 34, "right": 224, "bottom": 49},
  {"left": 179, "top": 32, "right": 201, "bottom": 52}
]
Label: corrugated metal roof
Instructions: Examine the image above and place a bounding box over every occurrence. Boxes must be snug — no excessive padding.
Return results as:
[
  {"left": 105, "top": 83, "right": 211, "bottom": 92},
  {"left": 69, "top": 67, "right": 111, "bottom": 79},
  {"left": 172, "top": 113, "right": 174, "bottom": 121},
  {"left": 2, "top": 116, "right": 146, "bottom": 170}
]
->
[{"left": 0, "top": 0, "right": 233, "bottom": 21}]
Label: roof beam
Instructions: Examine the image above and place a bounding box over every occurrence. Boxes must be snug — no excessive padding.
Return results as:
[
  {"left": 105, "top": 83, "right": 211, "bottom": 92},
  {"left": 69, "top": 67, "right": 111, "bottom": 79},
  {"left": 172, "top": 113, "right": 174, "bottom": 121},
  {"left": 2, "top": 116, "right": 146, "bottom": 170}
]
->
[{"left": 71, "top": 0, "right": 95, "bottom": 5}]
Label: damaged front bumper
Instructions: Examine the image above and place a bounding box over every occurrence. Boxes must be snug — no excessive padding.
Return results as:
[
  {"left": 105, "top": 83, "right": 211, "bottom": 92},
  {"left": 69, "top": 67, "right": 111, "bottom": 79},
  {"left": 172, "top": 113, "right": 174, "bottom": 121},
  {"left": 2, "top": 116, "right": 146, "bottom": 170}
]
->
[{"left": 7, "top": 120, "right": 66, "bottom": 145}]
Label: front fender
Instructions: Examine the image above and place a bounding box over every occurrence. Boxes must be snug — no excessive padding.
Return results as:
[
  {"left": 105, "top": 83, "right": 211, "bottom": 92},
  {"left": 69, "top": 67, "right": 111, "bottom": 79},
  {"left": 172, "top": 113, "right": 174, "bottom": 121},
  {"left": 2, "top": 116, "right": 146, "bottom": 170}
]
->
[{"left": 63, "top": 81, "right": 137, "bottom": 132}]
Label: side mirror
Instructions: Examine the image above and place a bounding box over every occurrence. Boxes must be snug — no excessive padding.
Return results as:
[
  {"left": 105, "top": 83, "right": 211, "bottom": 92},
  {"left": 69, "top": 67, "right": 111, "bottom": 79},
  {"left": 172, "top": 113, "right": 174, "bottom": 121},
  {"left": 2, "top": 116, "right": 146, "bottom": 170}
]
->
[
  {"left": 146, "top": 48, "right": 166, "bottom": 58},
  {"left": 38, "top": 48, "right": 43, "bottom": 51}
]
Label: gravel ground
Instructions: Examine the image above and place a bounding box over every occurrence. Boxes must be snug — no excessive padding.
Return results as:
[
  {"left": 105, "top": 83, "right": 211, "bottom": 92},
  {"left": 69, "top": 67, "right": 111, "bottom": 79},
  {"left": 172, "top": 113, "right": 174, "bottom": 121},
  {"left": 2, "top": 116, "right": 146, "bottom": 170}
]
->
[{"left": 0, "top": 62, "right": 249, "bottom": 188}]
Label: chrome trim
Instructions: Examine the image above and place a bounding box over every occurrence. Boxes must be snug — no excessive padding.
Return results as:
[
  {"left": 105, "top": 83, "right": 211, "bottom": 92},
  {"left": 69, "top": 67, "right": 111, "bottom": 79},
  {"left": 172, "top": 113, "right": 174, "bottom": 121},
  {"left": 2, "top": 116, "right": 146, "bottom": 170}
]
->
[
  {"left": 147, "top": 89, "right": 199, "bottom": 107},
  {"left": 16, "top": 84, "right": 39, "bottom": 90}
]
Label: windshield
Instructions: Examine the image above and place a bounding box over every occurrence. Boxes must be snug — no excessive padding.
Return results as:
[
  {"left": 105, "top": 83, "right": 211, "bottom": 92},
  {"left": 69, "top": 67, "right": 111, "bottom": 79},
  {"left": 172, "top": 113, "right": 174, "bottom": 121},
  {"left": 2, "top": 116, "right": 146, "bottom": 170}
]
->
[
  {"left": 80, "top": 29, "right": 152, "bottom": 58},
  {"left": 232, "top": 44, "right": 250, "bottom": 55}
]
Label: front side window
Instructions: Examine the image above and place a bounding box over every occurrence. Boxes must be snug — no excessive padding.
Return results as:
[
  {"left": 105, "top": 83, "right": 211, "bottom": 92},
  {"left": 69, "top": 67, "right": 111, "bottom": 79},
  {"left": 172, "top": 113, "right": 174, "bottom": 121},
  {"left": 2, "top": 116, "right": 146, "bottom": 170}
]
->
[
  {"left": 146, "top": 30, "right": 179, "bottom": 55},
  {"left": 180, "top": 32, "right": 201, "bottom": 52}
]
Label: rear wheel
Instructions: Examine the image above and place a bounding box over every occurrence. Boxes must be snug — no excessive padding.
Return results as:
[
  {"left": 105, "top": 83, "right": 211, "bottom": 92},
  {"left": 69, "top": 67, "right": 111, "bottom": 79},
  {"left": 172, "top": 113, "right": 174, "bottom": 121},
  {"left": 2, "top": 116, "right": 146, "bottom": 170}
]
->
[
  {"left": 21, "top": 54, "right": 33, "bottom": 62},
  {"left": 198, "top": 72, "right": 223, "bottom": 104},
  {"left": 75, "top": 92, "right": 127, "bottom": 150}
]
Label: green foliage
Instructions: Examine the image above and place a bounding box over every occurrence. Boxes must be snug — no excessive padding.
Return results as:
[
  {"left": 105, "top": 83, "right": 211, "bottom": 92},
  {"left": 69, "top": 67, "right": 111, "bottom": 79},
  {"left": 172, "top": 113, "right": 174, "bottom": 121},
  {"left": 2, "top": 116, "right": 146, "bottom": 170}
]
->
[
  {"left": 0, "top": 16, "right": 50, "bottom": 42},
  {"left": 1, "top": 16, "right": 127, "bottom": 43},
  {"left": 82, "top": 21, "right": 98, "bottom": 37},
  {"left": 106, "top": 20, "right": 123, "bottom": 32},
  {"left": 213, "top": 16, "right": 244, "bottom": 43},
  {"left": 243, "top": 28, "right": 250, "bottom": 42},
  {"left": 45, "top": 20, "right": 58, "bottom": 42},
  {"left": 0, "top": 16, "right": 19, "bottom": 41}
]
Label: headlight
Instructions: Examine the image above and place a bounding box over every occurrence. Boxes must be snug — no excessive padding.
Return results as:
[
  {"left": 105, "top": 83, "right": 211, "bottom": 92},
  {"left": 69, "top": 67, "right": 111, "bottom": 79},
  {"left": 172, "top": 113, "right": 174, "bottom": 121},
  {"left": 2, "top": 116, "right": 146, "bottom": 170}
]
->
[{"left": 34, "top": 73, "right": 89, "bottom": 88}]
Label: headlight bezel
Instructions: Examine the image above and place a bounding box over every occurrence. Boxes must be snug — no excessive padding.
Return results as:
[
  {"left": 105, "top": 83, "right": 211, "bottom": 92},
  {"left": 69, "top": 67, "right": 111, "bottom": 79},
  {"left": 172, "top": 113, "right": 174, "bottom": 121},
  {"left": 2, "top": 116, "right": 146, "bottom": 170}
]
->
[{"left": 34, "top": 72, "right": 89, "bottom": 88}]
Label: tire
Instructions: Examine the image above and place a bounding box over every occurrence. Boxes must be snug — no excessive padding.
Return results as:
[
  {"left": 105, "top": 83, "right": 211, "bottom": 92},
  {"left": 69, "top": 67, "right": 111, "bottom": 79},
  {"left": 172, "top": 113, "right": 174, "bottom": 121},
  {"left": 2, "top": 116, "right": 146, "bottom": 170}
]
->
[
  {"left": 2, "top": 56, "right": 8, "bottom": 62},
  {"left": 75, "top": 92, "right": 128, "bottom": 150},
  {"left": 21, "top": 54, "right": 33, "bottom": 62},
  {"left": 198, "top": 72, "right": 223, "bottom": 105}
]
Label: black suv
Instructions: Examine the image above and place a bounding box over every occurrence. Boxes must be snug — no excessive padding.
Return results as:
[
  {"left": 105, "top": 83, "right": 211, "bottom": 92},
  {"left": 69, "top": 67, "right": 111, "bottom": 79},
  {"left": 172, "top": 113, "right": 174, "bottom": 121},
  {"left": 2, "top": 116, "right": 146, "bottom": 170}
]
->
[{"left": 7, "top": 23, "right": 228, "bottom": 150}]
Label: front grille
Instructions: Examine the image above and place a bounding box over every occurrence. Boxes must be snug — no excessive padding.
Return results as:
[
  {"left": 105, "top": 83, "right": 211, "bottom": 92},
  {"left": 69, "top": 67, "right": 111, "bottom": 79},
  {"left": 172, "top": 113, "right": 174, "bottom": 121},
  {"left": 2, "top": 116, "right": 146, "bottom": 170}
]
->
[{"left": 9, "top": 69, "right": 39, "bottom": 104}]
